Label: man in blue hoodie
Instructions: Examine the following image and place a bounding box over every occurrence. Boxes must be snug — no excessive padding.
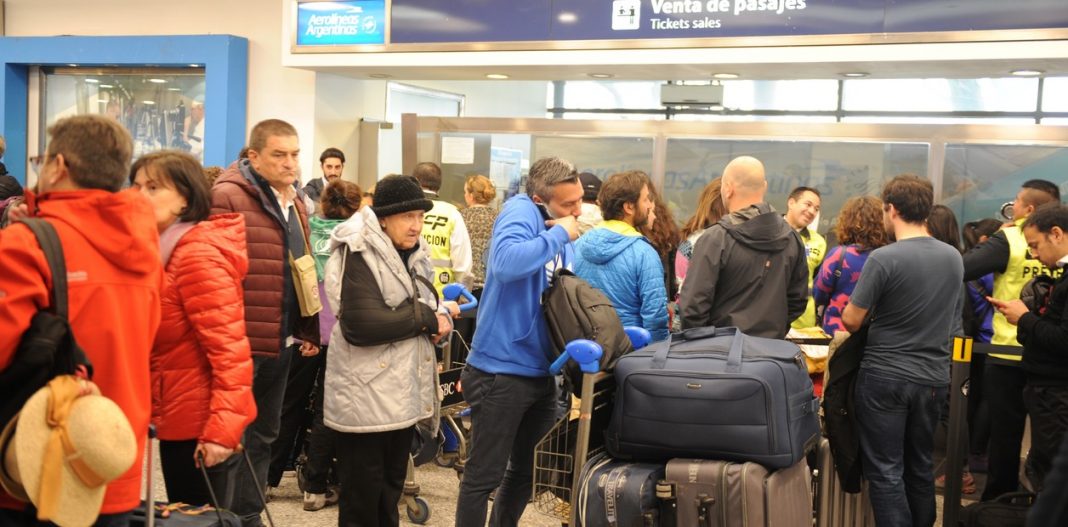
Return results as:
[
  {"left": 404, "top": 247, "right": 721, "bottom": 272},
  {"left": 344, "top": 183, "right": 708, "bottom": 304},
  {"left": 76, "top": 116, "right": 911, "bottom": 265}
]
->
[
  {"left": 456, "top": 157, "right": 582, "bottom": 527},
  {"left": 574, "top": 170, "right": 669, "bottom": 342}
]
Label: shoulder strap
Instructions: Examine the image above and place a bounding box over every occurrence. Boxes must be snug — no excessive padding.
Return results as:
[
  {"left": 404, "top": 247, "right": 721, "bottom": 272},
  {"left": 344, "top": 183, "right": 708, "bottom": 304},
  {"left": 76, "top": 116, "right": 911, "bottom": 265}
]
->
[{"left": 20, "top": 218, "right": 68, "bottom": 320}]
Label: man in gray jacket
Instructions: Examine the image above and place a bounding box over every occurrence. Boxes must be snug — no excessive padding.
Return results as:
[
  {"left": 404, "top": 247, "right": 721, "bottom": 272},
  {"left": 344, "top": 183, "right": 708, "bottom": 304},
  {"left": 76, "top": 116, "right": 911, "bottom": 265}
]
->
[{"left": 679, "top": 156, "right": 808, "bottom": 338}]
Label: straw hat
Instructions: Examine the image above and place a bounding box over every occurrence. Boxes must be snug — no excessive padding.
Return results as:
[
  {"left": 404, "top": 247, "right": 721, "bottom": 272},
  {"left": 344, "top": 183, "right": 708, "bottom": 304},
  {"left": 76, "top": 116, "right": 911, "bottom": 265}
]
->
[{"left": 0, "top": 376, "right": 136, "bottom": 527}]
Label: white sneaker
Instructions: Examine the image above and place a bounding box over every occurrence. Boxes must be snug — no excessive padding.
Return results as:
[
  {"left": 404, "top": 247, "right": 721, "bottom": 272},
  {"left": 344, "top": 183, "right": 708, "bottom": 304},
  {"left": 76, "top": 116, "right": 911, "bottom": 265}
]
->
[{"left": 303, "top": 488, "right": 339, "bottom": 511}]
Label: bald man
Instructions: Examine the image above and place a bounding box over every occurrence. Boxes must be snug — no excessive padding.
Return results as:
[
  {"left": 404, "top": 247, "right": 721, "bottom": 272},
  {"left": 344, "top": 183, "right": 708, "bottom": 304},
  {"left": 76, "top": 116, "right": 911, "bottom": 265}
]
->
[{"left": 679, "top": 156, "right": 809, "bottom": 338}]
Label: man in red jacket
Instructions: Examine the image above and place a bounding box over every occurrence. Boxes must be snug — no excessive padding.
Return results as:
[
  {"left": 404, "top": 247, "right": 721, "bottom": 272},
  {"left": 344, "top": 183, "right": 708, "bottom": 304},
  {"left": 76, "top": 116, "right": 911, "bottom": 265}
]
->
[
  {"left": 0, "top": 115, "right": 163, "bottom": 525},
  {"left": 211, "top": 119, "right": 320, "bottom": 526}
]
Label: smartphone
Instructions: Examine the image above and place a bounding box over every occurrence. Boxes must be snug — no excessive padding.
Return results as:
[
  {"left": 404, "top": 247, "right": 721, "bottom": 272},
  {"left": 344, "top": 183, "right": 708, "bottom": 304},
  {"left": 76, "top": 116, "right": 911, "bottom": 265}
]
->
[{"left": 535, "top": 202, "right": 554, "bottom": 221}]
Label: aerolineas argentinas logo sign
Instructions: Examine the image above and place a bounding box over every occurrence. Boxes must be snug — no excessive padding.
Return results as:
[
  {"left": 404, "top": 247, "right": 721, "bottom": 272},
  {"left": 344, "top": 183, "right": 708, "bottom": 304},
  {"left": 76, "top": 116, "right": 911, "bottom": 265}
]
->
[{"left": 297, "top": 1, "right": 386, "bottom": 46}]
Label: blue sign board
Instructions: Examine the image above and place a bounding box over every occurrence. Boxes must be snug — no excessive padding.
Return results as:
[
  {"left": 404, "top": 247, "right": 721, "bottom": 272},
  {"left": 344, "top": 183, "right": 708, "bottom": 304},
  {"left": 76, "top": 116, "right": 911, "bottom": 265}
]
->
[
  {"left": 389, "top": 0, "right": 1068, "bottom": 44},
  {"left": 296, "top": 1, "right": 386, "bottom": 46}
]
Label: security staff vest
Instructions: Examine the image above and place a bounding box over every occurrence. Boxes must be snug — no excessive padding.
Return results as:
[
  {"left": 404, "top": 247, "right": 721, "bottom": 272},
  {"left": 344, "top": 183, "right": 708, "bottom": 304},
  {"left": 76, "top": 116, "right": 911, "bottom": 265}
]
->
[
  {"left": 991, "top": 219, "right": 1063, "bottom": 357},
  {"left": 422, "top": 199, "right": 460, "bottom": 294},
  {"left": 792, "top": 227, "right": 827, "bottom": 329}
]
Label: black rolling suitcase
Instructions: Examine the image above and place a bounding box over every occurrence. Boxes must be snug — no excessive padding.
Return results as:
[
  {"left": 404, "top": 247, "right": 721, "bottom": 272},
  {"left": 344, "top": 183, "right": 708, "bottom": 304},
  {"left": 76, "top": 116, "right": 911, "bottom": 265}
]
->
[
  {"left": 130, "top": 427, "right": 270, "bottom": 527},
  {"left": 576, "top": 453, "right": 665, "bottom": 527}
]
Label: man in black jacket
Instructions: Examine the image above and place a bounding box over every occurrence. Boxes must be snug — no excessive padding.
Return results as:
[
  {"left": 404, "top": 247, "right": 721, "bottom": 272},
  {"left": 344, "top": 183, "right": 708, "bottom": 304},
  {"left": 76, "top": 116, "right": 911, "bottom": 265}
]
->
[
  {"left": 302, "top": 147, "right": 345, "bottom": 206},
  {"left": 990, "top": 204, "right": 1068, "bottom": 492},
  {"left": 679, "top": 156, "right": 807, "bottom": 338}
]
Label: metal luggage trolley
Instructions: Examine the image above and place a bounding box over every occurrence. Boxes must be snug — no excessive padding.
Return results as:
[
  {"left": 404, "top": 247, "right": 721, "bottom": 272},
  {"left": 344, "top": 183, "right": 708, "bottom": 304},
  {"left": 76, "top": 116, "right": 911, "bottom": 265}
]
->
[
  {"left": 532, "top": 329, "right": 651, "bottom": 526},
  {"left": 400, "top": 284, "right": 480, "bottom": 524}
]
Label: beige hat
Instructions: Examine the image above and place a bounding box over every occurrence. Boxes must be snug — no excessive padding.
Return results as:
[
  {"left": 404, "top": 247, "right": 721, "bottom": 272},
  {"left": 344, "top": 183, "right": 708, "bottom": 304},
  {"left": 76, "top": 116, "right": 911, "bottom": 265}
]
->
[{"left": 0, "top": 376, "right": 136, "bottom": 527}]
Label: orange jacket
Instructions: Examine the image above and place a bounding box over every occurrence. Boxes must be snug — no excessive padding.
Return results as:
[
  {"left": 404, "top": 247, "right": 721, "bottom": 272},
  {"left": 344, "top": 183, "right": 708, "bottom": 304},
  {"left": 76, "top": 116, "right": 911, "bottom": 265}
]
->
[
  {"left": 152, "top": 214, "right": 256, "bottom": 448},
  {"left": 0, "top": 190, "right": 162, "bottom": 515}
]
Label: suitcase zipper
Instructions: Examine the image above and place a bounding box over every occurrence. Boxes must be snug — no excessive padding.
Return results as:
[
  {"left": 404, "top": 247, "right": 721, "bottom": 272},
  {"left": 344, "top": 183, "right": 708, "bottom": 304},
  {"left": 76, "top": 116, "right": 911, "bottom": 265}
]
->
[
  {"left": 720, "top": 463, "right": 729, "bottom": 527},
  {"left": 622, "top": 371, "right": 777, "bottom": 453}
]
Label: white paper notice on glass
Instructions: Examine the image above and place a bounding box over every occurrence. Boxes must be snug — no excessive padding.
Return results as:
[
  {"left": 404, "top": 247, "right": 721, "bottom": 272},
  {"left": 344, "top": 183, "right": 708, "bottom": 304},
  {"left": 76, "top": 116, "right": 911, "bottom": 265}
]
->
[{"left": 441, "top": 136, "right": 475, "bottom": 165}]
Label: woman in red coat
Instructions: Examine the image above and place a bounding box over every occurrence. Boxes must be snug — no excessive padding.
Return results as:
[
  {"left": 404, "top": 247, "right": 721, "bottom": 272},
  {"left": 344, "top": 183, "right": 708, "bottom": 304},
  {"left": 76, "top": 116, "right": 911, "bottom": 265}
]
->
[{"left": 130, "top": 151, "right": 256, "bottom": 507}]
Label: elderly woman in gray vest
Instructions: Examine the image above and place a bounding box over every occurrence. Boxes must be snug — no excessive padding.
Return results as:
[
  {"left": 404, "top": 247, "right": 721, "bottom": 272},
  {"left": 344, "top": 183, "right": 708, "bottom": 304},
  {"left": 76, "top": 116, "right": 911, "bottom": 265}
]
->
[{"left": 323, "top": 175, "right": 452, "bottom": 527}]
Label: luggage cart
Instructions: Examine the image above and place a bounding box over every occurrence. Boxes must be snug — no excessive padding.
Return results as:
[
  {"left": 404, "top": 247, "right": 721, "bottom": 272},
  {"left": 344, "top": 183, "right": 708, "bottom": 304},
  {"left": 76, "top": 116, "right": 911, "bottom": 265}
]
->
[
  {"left": 532, "top": 333, "right": 649, "bottom": 527},
  {"left": 532, "top": 370, "right": 616, "bottom": 526}
]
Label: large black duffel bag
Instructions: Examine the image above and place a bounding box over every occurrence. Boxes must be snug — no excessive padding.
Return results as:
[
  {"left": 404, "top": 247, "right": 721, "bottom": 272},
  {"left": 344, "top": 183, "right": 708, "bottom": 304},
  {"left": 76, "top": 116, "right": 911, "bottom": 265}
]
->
[{"left": 605, "top": 326, "right": 820, "bottom": 469}]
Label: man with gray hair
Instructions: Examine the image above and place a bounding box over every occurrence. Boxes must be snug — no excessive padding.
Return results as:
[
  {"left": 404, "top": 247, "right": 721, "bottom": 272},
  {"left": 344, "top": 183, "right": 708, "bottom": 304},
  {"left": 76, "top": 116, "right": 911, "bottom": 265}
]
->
[
  {"left": 456, "top": 157, "right": 583, "bottom": 527},
  {"left": 679, "top": 155, "right": 808, "bottom": 338}
]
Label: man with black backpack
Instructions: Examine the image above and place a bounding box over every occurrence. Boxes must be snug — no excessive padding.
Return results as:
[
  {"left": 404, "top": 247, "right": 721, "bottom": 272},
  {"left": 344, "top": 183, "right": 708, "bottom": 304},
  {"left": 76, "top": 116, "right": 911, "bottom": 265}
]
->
[
  {"left": 0, "top": 115, "right": 163, "bottom": 525},
  {"left": 455, "top": 157, "right": 583, "bottom": 527}
]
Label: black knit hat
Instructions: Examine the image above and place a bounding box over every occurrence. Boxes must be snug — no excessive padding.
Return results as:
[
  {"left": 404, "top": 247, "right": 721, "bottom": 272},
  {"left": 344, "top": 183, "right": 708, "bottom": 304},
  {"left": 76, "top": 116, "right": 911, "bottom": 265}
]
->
[{"left": 372, "top": 175, "right": 433, "bottom": 218}]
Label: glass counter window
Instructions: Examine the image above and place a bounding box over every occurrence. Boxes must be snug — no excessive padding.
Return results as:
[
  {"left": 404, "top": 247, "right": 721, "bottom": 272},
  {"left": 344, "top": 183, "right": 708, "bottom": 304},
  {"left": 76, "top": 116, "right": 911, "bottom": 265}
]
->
[{"left": 41, "top": 67, "right": 207, "bottom": 162}]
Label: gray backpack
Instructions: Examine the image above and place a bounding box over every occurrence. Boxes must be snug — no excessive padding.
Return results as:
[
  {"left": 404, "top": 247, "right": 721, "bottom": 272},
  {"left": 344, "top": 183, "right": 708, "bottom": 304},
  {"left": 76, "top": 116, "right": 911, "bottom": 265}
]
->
[{"left": 542, "top": 268, "right": 633, "bottom": 390}]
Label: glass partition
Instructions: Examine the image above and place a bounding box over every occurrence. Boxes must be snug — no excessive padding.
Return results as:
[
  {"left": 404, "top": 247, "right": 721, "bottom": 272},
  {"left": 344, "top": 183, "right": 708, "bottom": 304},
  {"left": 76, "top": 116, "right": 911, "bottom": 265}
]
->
[
  {"left": 532, "top": 135, "right": 655, "bottom": 181},
  {"left": 663, "top": 139, "right": 928, "bottom": 234},
  {"left": 42, "top": 67, "right": 206, "bottom": 161},
  {"left": 942, "top": 144, "right": 1068, "bottom": 225}
]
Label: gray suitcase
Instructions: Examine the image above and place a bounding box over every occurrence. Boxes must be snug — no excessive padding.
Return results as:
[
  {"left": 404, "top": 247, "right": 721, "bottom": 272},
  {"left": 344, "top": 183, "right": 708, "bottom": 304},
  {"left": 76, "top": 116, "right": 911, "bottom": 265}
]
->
[
  {"left": 660, "top": 456, "right": 812, "bottom": 527},
  {"left": 814, "top": 438, "right": 874, "bottom": 527}
]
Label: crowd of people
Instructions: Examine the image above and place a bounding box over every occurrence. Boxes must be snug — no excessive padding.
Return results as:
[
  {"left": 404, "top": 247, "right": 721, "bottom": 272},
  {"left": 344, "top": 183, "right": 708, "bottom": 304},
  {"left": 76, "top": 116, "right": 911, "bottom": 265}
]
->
[{"left": 1, "top": 113, "right": 1068, "bottom": 527}]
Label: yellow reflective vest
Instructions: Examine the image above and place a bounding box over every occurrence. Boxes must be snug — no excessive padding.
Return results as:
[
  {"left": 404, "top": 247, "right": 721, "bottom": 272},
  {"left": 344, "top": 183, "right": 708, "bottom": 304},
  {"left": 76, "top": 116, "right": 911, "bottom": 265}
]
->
[
  {"left": 990, "top": 219, "right": 1062, "bottom": 358},
  {"left": 421, "top": 199, "right": 471, "bottom": 295},
  {"left": 792, "top": 227, "right": 827, "bottom": 329}
]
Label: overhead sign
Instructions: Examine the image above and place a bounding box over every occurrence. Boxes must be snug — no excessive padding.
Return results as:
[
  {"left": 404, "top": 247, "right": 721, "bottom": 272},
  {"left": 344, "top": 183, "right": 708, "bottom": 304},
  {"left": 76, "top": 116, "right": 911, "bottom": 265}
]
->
[
  {"left": 296, "top": 1, "right": 386, "bottom": 46},
  {"left": 389, "top": 0, "right": 1068, "bottom": 44}
]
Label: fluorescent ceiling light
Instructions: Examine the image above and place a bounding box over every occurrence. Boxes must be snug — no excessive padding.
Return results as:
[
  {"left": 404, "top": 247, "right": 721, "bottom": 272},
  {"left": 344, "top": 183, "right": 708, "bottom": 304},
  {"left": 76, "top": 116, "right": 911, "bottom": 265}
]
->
[
  {"left": 84, "top": 78, "right": 100, "bottom": 84},
  {"left": 485, "top": 73, "right": 510, "bottom": 79},
  {"left": 588, "top": 73, "right": 614, "bottom": 79},
  {"left": 842, "top": 72, "right": 869, "bottom": 78},
  {"left": 558, "top": 12, "right": 577, "bottom": 23},
  {"left": 168, "top": 87, "right": 182, "bottom": 91},
  {"left": 148, "top": 78, "right": 167, "bottom": 84},
  {"left": 99, "top": 84, "right": 114, "bottom": 88},
  {"left": 142, "top": 100, "right": 156, "bottom": 105},
  {"left": 712, "top": 73, "right": 739, "bottom": 79},
  {"left": 1011, "top": 69, "right": 1044, "bottom": 77}
]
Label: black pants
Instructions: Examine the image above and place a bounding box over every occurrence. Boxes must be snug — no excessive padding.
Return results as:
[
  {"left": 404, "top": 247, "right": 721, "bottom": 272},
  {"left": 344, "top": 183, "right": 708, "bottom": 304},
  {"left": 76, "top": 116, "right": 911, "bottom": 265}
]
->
[
  {"left": 159, "top": 439, "right": 237, "bottom": 508},
  {"left": 299, "top": 346, "right": 336, "bottom": 494},
  {"left": 229, "top": 346, "right": 293, "bottom": 526},
  {"left": 1023, "top": 383, "right": 1068, "bottom": 492},
  {"left": 334, "top": 426, "right": 415, "bottom": 527},
  {"left": 982, "top": 362, "right": 1028, "bottom": 501},
  {"left": 968, "top": 353, "right": 991, "bottom": 457},
  {"left": 267, "top": 349, "right": 323, "bottom": 487}
]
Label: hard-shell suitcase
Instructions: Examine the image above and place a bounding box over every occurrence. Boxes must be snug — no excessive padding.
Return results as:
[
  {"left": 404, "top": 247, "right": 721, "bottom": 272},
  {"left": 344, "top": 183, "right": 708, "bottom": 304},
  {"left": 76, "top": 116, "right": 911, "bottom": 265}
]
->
[
  {"left": 606, "top": 326, "right": 820, "bottom": 469},
  {"left": 660, "top": 456, "right": 812, "bottom": 527},
  {"left": 814, "top": 438, "right": 874, "bottom": 527},
  {"left": 576, "top": 453, "right": 665, "bottom": 527}
]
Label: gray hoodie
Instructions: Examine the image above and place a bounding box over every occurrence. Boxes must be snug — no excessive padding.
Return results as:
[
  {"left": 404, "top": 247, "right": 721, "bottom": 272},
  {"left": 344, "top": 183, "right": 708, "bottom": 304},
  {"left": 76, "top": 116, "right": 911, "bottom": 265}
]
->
[{"left": 679, "top": 202, "right": 808, "bottom": 339}]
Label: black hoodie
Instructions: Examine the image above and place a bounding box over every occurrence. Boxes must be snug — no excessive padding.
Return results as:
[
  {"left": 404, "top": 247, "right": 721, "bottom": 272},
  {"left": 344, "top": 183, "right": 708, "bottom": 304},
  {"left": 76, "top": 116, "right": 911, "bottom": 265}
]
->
[{"left": 679, "top": 202, "right": 809, "bottom": 339}]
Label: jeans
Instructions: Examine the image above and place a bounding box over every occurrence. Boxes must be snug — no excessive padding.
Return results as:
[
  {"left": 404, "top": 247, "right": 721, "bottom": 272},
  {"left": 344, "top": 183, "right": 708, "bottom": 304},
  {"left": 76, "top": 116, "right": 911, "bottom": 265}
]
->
[
  {"left": 455, "top": 366, "right": 559, "bottom": 527},
  {"left": 230, "top": 345, "right": 294, "bottom": 526},
  {"left": 981, "top": 363, "right": 1028, "bottom": 501},
  {"left": 159, "top": 439, "right": 238, "bottom": 508},
  {"left": 855, "top": 369, "right": 946, "bottom": 527},
  {"left": 334, "top": 426, "right": 414, "bottom": 527},
  {"left": 267, "top": 349, "right": 323, "bottom": 487},
  {"left": 1022, "top": 383, "right": 1068, "bottom": 492}
]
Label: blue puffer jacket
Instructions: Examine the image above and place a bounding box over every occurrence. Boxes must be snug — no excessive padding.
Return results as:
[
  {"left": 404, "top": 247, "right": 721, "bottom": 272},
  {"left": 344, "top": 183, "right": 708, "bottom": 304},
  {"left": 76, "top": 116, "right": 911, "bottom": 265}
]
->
[{"left": 574, "top": 220, "right": 669, "bottom": 342}]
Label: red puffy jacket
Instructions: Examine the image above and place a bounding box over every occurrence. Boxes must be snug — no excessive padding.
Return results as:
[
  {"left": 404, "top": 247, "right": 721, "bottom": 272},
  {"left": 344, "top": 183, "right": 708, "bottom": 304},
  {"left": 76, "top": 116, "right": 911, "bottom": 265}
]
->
[{"left": 152, "top": 214, "right": 257, "bottom": 448}]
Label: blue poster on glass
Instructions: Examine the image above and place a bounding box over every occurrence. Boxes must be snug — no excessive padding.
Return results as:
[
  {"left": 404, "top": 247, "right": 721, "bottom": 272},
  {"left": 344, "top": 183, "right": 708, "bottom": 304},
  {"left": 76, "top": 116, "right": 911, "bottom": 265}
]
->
[
  {"left": 490, "top": 147, "right": 524, "bottom": 200},
  {"left": 297, "top": 1, "right": 386, "bottom": 46}
]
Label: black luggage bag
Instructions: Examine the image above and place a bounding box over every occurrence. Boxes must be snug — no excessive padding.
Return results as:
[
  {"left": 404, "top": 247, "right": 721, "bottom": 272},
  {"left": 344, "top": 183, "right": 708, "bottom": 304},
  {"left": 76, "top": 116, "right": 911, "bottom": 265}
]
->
[
  {"left": 605, "top": 326, "right": 820, "bottom": 469},
  {"left": 576, "top": 453, "right": 665, "bottom": 527}
]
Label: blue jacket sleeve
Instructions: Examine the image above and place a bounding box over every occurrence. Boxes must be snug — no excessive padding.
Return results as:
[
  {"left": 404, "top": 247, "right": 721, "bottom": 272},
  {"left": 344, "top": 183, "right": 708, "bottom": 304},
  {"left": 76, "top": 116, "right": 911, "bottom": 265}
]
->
[
  {"left": 488, "top": 203, "right": 570, "bottom": 284},
  {"left": 637, "top": 245, "right": 669, "bottom": 342}
]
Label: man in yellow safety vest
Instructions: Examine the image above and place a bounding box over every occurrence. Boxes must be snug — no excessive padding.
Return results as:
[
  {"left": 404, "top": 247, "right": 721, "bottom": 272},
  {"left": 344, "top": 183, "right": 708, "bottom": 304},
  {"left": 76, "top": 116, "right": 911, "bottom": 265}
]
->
[
  {"left": 964, "top": 179, "right": 1062, "bottom": 500},
  {"left": 785, "top": 186, "right": 826, "bottom": 329},
  {"left": 413, "top": 162, "right": 472, "bottom": 295}
]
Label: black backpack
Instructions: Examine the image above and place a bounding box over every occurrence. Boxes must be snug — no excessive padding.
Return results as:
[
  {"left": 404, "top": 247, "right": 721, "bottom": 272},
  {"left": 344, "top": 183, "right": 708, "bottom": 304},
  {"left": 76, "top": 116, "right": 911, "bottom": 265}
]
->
[
  {"left": 0, "top": 219, "right": 92, "bottom": 429},
  {"left": 542, "top": 268, "right": 633, "bottom": 391}
]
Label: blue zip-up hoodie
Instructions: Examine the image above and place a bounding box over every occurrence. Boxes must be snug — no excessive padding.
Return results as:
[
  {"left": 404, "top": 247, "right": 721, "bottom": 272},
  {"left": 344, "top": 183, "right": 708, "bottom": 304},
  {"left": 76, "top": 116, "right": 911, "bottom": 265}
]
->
[
  {"left": 574, "top": 221, "right": 669, "bottom": 342},
  {"left": 467, "top": 195, "right": 574, "bottom": 377}
]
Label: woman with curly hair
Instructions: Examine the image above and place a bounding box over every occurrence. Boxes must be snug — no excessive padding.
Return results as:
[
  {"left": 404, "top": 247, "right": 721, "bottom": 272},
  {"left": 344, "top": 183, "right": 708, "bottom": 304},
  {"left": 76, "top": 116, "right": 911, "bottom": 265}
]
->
[{"left": 813, "top": 195, "right": 889, "bottom": 336}]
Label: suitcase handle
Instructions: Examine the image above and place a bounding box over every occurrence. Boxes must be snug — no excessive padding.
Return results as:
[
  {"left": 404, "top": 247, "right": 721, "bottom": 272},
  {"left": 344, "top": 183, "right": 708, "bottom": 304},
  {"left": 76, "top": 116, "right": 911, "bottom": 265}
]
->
[{"left": 652, "top": 327, "right": 746, "bottom": 373}]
